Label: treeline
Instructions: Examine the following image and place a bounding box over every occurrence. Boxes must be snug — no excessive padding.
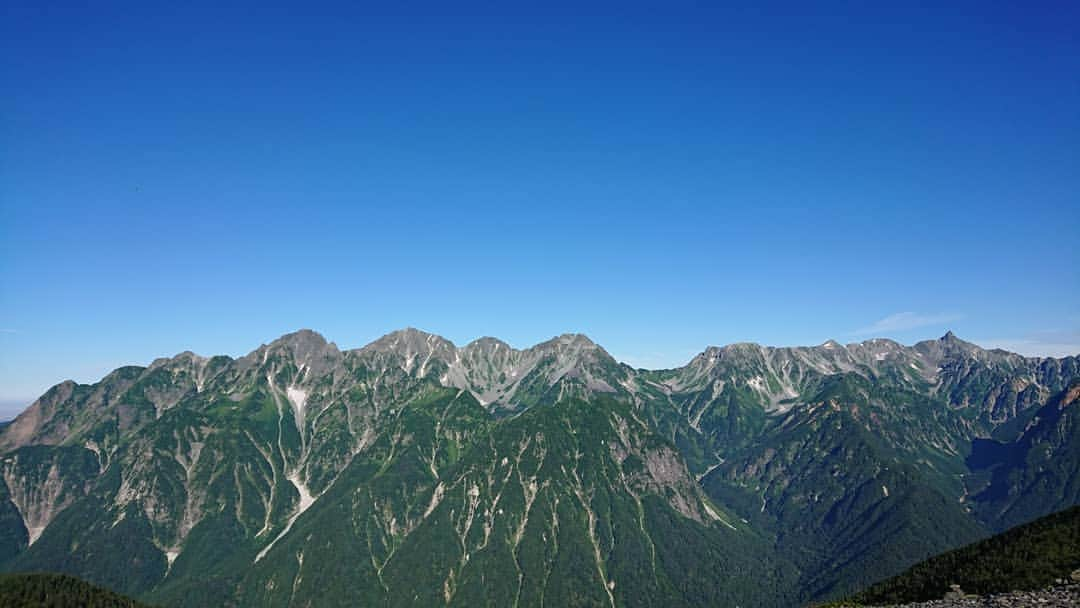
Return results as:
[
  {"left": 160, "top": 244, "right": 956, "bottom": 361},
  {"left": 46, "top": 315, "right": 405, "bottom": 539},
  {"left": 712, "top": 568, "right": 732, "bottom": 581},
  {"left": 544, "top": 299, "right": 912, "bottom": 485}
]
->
[
  {"left": 0, "top": 573, "right": 156, "bottom": 608},
  {"left": 844, "top": 505, "right": 1080, "bottom": 605}
]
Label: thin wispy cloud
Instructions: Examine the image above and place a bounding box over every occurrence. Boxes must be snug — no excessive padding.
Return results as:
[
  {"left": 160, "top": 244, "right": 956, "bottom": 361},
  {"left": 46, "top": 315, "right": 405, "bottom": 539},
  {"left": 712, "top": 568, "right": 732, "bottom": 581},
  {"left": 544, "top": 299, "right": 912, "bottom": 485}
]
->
[
  {"left": 854, "top": 312, "right": 963, "bottom": 336},
  {"left": 980, "top": 329, "right": 1080, "bottom": 358},
  {"left": 980, "top": 339, "right": 1080, "bottom": 358}
]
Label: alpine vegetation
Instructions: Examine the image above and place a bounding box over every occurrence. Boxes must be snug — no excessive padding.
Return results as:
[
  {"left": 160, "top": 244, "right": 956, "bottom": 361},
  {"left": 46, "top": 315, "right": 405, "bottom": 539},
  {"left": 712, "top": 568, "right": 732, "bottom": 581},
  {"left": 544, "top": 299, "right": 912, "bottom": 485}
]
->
[{"left": 0, "top": 329, "right": 1077, "bottom": 607}]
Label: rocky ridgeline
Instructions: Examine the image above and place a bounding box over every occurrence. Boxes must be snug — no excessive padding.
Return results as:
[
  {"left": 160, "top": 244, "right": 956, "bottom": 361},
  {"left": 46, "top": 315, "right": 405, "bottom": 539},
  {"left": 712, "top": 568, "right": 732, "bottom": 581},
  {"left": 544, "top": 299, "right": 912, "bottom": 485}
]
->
[
  {"left": 883, "top": 581, "right": 1080, "bottom": 607},
  {"left": 2, "top": 329, "right": 1077, "bottom": 607}
]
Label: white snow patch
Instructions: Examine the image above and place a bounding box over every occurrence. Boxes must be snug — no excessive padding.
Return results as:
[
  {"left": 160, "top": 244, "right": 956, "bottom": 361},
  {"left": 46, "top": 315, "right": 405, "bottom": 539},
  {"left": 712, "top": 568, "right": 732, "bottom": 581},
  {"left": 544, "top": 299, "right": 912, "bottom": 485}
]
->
[
  {"left": 27, "top": 526, "right": 45, "bottom": 546},
  {"left": 290, "top": 471, "right": 316, "bottom": 515},
  {"left": 697, "top": 462, "right": 723, "bottom": 482},
  {"left": 255, "top": 471, "right": 317, "bottom": 562},
  {"left": 166, "top": 550, "right": 179, "bottom": 567},
  {"left": 882, "top": 485, "right": 889, "bottom": 497},
  {"left": 84, "top": 439, "right": 105, "bottom": 469},
  {"left": 84, "top": 440, "right": 101, "bottom": 459},
  {"left": 286, "top": 387, "right": 307, "bottom": 420},
  {"left": 702, "top": 501, "right": 735, "bottom": 529},
  {"left": 424, "top": 482, "right": 445, "bottom": 519}
]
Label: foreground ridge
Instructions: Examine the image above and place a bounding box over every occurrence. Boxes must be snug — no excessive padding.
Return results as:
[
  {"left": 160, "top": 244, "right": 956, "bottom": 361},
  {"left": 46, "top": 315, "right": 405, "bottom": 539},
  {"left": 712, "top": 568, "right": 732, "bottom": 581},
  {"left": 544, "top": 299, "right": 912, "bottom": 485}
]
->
[
  {"left": 0, "top": 572, "right": 156, "bottom": 608},
  {"left": 844, "top": 506, "right": 1080, "bottom": 606},
  {"left": 862, "top": 582, "right": 1080, "bottom": 608}
]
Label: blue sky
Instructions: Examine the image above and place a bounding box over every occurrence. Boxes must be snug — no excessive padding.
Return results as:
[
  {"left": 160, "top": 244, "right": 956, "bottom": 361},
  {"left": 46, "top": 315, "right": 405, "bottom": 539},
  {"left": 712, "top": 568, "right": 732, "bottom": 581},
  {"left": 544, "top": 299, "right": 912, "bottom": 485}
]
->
[{"left": 2, "top": 2, "right": 1078, "bottom": 413}]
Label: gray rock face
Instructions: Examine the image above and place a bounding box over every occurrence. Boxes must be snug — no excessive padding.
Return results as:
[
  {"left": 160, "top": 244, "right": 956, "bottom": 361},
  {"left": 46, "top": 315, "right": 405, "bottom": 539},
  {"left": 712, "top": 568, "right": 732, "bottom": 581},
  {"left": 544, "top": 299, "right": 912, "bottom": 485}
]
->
[
  {"left": 358, "top": 328, "right": 626, "bottom": 410},
  {"left": 879, "top": 582, "right": 1080, "bottom": 607}
]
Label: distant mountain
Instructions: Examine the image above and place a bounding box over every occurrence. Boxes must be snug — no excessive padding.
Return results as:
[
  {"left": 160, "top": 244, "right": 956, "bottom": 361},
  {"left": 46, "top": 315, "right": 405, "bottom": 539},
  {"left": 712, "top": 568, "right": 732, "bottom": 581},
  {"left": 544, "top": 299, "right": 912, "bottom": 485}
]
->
[
  {"left": 0, "top": 329, "right": 1075, "bottom": 606},
  {"left": 844, "top": 505, "right": 1080, "bottom": 605}
]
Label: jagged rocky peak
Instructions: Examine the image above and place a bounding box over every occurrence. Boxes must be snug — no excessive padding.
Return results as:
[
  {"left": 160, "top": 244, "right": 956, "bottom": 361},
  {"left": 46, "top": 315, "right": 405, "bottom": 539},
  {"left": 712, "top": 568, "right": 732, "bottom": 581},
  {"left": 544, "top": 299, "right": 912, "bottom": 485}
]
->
[
  {"left": 938, "top": 330, "right": 979, "bottom": 350},
  {"left": 939, "top": 330, "right": 978, "bottom": 351},
  {"left": 462, "top": 335, "right": 513, "bottom": 354},
  {"left": 361, "top": 327, "right": 456, "bottom": 357},
  {"left": 675, "top": 344, "right": 754, "bottom": 385},
  {"left": 0, "top": 378, "right": 101, "bottom": 452},
  {"left": 145, "top": 350, "right": 223, "bottom": 378},
  {"left": 354, "top": 327, "right": 458, "bottom": 378},
  {"left": 935, "top": 330, "right": 1020, "bottom": 362},
  {"left": 531, "top": 333, "right": 624, "bottom": 381},
  {"left": 821, "top": 339, "right": 844, "bottom": 350},
  {"left": 532, "top": 332, "right": 613, "bottom": 362},
  {"left": 458, "top": 337, "right": 520, "bottom": 375},
  {"left": 236, "top": 329, "right": 343, "bottom": 381},
  {"left": 910, "top": 330, "right": 984, "bottom": 363},
  {"left": 719, "top": 341, "right": 763, "bottom": 353},
  {"left": 535, "top": 332, "right": 596, "bottom": 352},
  {"left": 859, "top": 337, "right": 904, "bottom": 349},
  {"left": 681, "top": 336, "right": 918, "bottom": 381},
  {"left": 269, "top": 328, "right": 334, "bottom": 355},
  {"left": 544, "top": 332, "right": 596, "bottom": 346},
  {"left": 687, "top": 341, "right": 766, "bottom": 370},
  {"left": 468, "top": 332, "right": 616, "bottom": 372},
  {"left": 451, "top": 332, "right": 623, "bottom": 407},
  {"left": 681, "top": 346, "right": 722, "bottom": 376},
  {"left": 841, "top": 337, "right": 906, "bottom": 364}
]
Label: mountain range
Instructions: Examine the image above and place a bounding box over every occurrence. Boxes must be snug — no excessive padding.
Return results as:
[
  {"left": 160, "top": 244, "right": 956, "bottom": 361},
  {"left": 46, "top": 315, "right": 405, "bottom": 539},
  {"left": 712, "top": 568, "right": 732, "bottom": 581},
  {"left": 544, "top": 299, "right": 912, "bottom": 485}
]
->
[{"left": 0, "top": 328, "right": 1077, "bottom": 606}]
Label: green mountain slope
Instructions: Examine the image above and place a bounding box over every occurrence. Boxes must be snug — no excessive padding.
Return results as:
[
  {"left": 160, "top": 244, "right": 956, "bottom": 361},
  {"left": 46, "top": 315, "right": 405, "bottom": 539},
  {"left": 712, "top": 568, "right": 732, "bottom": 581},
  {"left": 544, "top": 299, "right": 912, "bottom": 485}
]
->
[
  {"left": 967, "top": 380, "right": 1080, "bottom": 530},
  {"left": 703, "top": 373, "right": 987, "bottom": 600},
  {"left": 236, "top": 397, "right": 792, "bottom": 607},
  {"left": 846, "top": 505, "right": 1080, "bottom": 605}
]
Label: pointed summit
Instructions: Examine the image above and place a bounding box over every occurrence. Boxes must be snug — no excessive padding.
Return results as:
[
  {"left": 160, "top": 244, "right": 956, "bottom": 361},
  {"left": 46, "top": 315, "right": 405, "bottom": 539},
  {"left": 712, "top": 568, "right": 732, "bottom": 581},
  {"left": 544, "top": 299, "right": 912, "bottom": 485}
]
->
[
  {"left": 267, "top": 329, "right": 335, "bottom": 360},
  {"left": 463, "top": 336, "right": 514, "bottom": 353},
  {"left": 532, "top": 333, "right": 615, "bottom": 362},
  {"left": 921, "top": 330, "right": 983, "bottom": 358},
  {"left": 547, "top": 332, "right": 598, "bottom": 346},
  {"left": 939, "top": 330, "right": 978, "bottom": 349},
  {"left": 250, "top": 329, "right": 342, "bottom": 380},
  {"left": 271, "top": 328, "right": 329, "bottom": 348},
  {"left": 362, "top": 327, "right": 456, "bottom": 354},
  {"left": 359, "top": 328, "right": 459, "bottom": 377}
]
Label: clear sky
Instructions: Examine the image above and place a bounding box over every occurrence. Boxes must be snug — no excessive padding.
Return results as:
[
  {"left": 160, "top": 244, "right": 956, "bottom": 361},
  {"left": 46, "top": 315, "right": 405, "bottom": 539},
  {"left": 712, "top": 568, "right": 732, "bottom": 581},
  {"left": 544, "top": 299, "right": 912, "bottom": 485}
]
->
[{"left": 2, "top": 2, "right": 1078, "bottom": 414}]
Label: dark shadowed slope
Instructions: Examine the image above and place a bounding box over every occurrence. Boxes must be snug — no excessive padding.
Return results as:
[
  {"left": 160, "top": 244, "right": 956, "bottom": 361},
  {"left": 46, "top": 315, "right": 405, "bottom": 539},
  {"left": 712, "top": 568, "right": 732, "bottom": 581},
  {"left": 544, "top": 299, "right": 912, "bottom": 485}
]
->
[
  {"left": 0, "top": 572, "right": 155, "bottom": 607},
  {"left": 846, "top": 505, "right": 1080, "bottom": 605}
]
